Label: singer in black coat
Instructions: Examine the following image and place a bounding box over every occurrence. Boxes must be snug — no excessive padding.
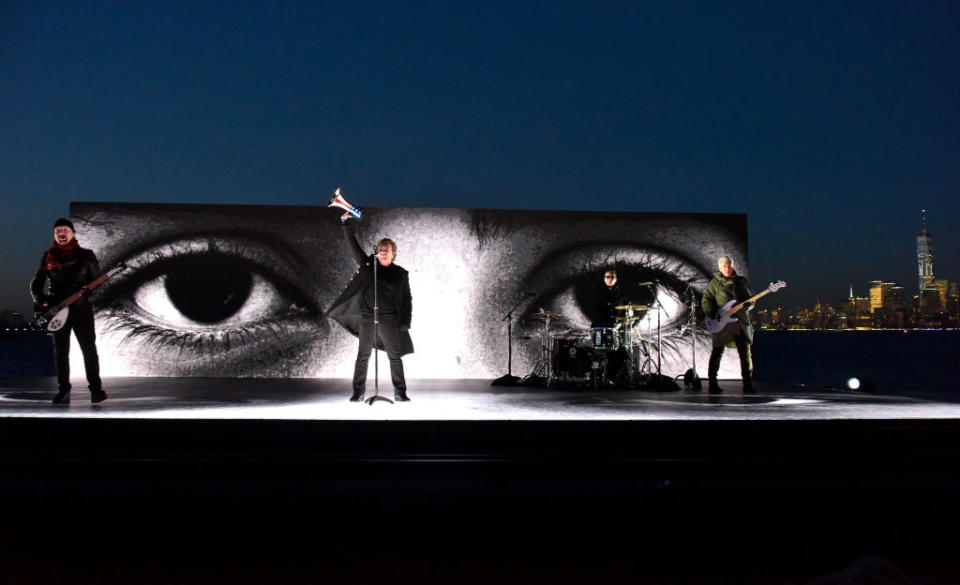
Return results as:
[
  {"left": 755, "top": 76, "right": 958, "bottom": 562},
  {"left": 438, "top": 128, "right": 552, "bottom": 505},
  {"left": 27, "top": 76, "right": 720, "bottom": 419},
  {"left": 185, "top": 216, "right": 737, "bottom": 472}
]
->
[{"left": 326, "top": 221, "right": 413, "bottom": 401}]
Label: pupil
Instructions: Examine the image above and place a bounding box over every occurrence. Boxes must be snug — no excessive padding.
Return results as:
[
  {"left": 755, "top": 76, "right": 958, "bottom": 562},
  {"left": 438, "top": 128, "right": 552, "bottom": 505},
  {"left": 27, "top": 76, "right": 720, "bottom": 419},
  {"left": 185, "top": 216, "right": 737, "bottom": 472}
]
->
[{"left": 164, "top": 254, "right": 253, "bottom": 323}]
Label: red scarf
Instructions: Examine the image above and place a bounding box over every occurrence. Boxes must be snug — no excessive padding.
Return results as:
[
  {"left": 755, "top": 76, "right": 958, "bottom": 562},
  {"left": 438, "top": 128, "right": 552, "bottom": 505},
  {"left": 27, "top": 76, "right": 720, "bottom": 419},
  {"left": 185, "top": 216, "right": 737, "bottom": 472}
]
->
[{"left": 44, "top": 238, "right": 80, "bottom": 270}]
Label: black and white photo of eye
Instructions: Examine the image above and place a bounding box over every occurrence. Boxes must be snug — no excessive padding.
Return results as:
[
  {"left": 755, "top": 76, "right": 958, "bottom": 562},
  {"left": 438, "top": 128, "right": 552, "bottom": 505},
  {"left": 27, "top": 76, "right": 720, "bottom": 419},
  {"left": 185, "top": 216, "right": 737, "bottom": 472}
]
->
[
  {"left": 519, "top": 244, "right": 710, "bottom": 330},
  {"left": 72, "top": 203, "right": 747, "bottom": 380},
  {"left": 511, "top": 243, "right": 715, "bottom": 372},
  {"left": 94, "top": 235, "right": 324, "bottom": 376}
]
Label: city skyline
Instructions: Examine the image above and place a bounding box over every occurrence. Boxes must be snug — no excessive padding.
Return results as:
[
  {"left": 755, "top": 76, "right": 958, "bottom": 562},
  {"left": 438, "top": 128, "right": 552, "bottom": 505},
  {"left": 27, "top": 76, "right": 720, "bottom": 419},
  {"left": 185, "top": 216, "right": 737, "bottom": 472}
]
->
[
  {"left": 2, "top": 2, "right": 958, "bottom": 316},
  {"left": 769, "top": 211, "right": 957, "bottom": 312},
  {"left": 754, "top": 218, "right": 959, "bottom": 329}
]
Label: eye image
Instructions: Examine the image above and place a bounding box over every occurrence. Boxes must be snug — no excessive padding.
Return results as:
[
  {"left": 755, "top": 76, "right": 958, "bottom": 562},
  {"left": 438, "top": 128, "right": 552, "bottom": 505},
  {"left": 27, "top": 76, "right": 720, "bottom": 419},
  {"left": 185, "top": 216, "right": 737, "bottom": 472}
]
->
[
  {"left": 70, "top": 203, "right": 746, "bottom": 380},
  {"left": 464, "top": 209, "right": 746, "bottom": 381},
  {"left": 72, "top": 203, "right": 341, "bottom": 377},
  {"left": 517, "top": 244, "right": 711, "bottom": 372}
]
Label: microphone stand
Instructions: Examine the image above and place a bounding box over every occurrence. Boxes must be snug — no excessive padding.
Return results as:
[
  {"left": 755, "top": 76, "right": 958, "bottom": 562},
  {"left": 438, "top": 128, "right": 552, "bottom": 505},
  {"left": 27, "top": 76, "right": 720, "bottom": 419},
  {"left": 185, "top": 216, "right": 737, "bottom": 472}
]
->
[
  {"left": 366, "top": 245, "right": 393, "bottom": 405},
  {"left": 641, "top": 282, "right": 663, "bottom": 376},
  {"left": 682, "top": 285, "right": 702, "bottom": 390},
  {"left": 640, "top": 282, "right": 678, "bottom": 391},
  {"left": 491, "top": 294, "right": 532, "bottom": 386}
]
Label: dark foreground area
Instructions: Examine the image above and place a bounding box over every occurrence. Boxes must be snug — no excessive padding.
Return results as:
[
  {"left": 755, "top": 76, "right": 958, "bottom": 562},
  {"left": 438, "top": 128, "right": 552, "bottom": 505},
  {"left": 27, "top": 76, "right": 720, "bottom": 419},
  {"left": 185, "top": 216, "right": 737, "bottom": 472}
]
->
[{"left": 1, "top": 416, "right": 958, "bottom": 583}]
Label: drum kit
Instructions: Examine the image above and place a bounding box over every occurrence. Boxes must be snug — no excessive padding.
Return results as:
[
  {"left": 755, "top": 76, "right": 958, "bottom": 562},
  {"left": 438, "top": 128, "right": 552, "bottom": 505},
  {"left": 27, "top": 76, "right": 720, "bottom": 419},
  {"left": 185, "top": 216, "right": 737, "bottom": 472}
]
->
[{"left": 526, "top": 304, "right": 657, "bottom": 388}]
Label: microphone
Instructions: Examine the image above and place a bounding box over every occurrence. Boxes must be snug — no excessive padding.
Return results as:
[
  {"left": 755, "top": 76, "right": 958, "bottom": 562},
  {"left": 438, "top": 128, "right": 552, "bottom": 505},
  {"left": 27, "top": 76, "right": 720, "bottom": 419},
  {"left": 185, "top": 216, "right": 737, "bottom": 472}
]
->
[{"left": 637, "top": 281, "right": 656, "bottom": 286}]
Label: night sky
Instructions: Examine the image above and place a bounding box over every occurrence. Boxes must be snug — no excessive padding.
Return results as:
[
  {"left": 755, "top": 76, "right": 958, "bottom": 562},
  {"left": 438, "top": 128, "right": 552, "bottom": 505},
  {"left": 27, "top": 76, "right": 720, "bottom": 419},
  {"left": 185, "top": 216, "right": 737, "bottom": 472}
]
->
[{"left": 2, "top": 1, "right": 958, "bottom": 316}]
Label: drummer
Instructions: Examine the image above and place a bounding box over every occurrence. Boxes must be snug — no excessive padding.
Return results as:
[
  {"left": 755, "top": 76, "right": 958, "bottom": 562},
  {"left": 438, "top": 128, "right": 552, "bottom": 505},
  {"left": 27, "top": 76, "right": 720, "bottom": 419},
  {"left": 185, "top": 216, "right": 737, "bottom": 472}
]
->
[{"left": 592, "top": 269, "right": 626, "bottom": 328}]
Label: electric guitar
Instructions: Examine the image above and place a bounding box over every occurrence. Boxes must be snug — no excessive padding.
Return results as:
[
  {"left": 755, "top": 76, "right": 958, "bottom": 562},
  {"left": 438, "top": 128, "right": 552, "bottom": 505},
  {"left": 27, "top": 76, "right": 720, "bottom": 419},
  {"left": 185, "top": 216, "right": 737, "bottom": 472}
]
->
[
  {"left": 704, "top": 280, "right": 787, "bottom": 334},
  {"left": 35, "top": 263, "right": 128, "bottom": 332}
]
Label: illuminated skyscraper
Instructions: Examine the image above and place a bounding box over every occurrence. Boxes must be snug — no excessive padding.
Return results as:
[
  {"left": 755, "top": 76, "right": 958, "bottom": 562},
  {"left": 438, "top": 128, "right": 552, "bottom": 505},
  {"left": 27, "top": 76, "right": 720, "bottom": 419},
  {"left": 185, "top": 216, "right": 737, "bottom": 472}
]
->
[
  {"left": 917, "top": 209, "right": 935, "bottom": 294},
  {"left": 935, "top": 279, "right": 948, "bottom": 310},
  {"left": 869, "top": 281, "right": 884, "bottom": 313},
  {"left": 869, "top": 281, "right": 897, "bottom": 326}
]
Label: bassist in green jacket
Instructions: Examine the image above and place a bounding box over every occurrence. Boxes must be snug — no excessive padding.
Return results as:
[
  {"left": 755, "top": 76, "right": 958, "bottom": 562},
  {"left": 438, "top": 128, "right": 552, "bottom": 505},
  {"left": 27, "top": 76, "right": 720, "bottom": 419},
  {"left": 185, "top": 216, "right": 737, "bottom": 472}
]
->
[{"left": 701, "top": 255, "right": 755, "bottom": 394}]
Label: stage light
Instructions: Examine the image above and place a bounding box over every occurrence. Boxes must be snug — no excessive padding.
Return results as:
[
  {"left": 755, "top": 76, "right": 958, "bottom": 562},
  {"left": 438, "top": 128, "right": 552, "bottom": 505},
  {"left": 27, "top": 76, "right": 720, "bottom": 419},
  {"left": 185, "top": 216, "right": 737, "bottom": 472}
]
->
[{"left": 846, "top": 377, "right": 878, "bottom": 393}]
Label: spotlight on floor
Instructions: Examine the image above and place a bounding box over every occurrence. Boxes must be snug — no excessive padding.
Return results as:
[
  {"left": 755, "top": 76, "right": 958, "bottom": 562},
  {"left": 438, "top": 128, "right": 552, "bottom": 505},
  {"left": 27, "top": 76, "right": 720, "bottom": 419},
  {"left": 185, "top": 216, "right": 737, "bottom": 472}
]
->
[{"left": 846, "top": 377, "right": 878, "bottom": 393}]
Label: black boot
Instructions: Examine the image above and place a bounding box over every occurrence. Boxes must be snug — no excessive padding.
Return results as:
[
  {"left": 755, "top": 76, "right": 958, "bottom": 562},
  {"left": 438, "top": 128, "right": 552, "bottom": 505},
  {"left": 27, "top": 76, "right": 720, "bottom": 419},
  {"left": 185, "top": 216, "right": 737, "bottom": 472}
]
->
[
  {"left": 742, "top": 380, "right": 756, "bottom": 394},
  {"left": 394, "top": 389, "right": 410, "bottom": 402},
  {"left": 350, "top": 390, "right": 365, "bottom": 402},
  {"left": 52, "top": 390, "right": 70, "bottom": 404},
  {"left": 91, "top": 389, "right": 108, "bottom": 403},
  {"left": 708, "top": 379, "right": 722, "bottom": 394}
]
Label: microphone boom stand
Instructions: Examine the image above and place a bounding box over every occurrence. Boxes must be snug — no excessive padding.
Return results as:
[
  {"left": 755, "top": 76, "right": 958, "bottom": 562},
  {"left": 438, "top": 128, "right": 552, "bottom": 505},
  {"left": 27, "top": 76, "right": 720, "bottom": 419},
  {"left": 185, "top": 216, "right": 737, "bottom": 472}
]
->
[
  {"left": 682, "top": 286, "right": 702, "bottom": 390},
  {"left": 642, "top": 282, "right": 663, "bottom": 376},
  {"left": 491, "top": 294, "right": 531, "bottom": 386},
  {"left": 641, "top": 282, "right": 678, "bottom": 391}
]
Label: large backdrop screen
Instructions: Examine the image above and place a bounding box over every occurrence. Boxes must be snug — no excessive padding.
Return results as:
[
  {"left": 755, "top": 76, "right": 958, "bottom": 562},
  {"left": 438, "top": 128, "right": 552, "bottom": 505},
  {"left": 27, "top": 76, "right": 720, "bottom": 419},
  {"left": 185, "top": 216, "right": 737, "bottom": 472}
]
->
[{"left": 70, "top": 202, "right": 748, "bottom": 380}]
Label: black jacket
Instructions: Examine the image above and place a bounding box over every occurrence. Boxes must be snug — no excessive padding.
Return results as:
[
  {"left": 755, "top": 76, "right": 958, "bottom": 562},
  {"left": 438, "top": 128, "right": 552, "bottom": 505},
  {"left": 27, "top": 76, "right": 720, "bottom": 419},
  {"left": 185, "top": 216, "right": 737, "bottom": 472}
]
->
[
  {"left": 326, "top": 223, "right": 414, "bottom": 356},
  {"left": 592, "top": 283, "right": 625, "bottom": 328},
  {"left": 30, "top": 246, "right": 101, "bottom": 313}
]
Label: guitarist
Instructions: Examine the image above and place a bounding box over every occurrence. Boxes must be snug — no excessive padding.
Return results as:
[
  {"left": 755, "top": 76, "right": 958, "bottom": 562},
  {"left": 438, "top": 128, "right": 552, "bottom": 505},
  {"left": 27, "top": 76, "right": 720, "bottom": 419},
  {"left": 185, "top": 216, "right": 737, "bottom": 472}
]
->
[
  {"left": 701, "top": 255, "right": 754, "bottom": 394},
  {"left": 29, "top": 218, "right": 106, "bottom": 404}
]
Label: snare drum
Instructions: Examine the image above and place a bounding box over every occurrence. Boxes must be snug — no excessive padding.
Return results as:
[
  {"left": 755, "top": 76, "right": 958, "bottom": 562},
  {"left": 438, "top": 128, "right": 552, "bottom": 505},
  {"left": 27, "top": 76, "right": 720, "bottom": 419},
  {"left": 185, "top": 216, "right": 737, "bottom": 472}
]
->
[{"left": 591, "top": 327, "right": 620, "bottom": 350}]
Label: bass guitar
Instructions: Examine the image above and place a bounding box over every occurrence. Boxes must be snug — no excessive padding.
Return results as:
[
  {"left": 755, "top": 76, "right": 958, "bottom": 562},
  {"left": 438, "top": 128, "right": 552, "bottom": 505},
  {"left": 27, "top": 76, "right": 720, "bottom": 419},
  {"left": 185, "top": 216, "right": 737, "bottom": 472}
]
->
[
  {"left": 35, "top": 263, "right": 128, "bottom": 332},
  {"left": 704, "top": 280, "right": 787, "bottom": 334}
]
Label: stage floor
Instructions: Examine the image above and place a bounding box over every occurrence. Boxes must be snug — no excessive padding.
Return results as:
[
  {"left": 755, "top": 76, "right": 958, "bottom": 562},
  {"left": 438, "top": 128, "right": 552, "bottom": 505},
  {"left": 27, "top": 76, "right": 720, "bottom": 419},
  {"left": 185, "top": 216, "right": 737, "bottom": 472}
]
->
[{"left": 1, "top": 376, "right": 958, "bottom": 420}]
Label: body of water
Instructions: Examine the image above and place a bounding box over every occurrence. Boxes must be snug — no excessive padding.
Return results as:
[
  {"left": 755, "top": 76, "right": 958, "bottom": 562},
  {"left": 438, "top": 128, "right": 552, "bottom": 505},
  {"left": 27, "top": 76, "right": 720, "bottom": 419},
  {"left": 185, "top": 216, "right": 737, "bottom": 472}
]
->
[
  {"left": 0, "top": 333, "right": 54, "bottom": 377},
  {"left": 754, "top": 330, "right": 957, "bottom": 402}
]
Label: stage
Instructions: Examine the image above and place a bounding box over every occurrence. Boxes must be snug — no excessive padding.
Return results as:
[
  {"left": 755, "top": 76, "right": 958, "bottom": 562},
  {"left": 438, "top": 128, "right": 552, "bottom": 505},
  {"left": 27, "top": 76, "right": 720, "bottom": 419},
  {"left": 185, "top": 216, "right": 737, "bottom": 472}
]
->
[
  {"left": 2, "top": 376, "right": 958, "bottom": 421},
  {"left": 1, "top": 377, "right": 959, "bottom": 583}
]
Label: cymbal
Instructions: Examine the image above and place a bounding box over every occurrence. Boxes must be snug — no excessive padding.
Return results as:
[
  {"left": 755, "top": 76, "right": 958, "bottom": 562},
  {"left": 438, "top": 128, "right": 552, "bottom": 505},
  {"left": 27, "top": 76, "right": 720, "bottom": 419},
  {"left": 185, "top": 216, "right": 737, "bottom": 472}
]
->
[
  {"left": 530, "top": 311, "right": 562, "bottom": 320},
  {"left": 614, "top": 304, "right": 649, "bottom": 311},
  {"left": 615, "top": 316, "right": 639, "bottom": 322}
]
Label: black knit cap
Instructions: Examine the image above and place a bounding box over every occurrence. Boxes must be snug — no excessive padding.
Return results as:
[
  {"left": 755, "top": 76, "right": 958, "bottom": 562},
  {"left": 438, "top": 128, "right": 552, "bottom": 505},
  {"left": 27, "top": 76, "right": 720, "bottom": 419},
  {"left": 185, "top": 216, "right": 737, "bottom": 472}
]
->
[{"left": 53, "top": 218, "right": 75, "bottom": 231}]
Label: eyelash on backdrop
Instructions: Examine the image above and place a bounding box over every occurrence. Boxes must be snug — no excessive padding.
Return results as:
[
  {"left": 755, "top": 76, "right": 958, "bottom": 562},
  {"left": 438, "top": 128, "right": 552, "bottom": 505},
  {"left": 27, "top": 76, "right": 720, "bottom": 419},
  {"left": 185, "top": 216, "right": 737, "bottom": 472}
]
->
[{"left": 95, "top": 238, "right": 321, "bottom": 356}]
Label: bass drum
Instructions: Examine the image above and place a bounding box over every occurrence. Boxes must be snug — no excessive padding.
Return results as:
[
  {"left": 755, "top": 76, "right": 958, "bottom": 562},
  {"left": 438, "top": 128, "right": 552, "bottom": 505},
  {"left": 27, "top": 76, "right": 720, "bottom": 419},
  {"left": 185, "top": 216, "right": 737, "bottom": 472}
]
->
[
  {"left": 552, "top": 338, "right": 593, "bottom": 379},
  {"left": 590, "top": 327, "right": 620, "bottom": 350}
]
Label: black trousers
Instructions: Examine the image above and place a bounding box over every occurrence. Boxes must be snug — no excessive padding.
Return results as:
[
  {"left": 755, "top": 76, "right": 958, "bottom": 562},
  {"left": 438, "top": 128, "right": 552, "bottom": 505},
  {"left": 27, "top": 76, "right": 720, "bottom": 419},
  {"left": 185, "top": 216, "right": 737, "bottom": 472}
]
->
[
  {"left": 707, "top": 334, "right": 752, "bottom": 383},
  {"left": 352, "top": 316, "right": 406, "bottom": 393},
  {"left": 51, "top": 308, "right": 102, "bottom": 392}
]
